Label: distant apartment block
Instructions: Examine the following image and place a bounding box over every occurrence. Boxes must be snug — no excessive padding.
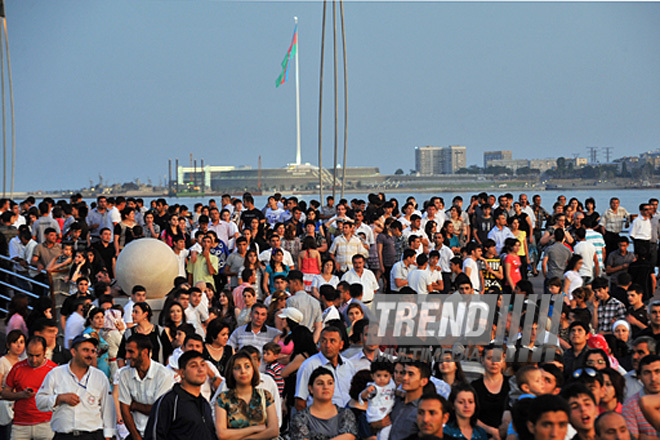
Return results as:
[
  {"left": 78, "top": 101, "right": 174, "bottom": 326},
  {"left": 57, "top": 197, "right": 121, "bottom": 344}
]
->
[
  {"left": 488, "top": 159, "right": 530, "bottom": 172},
  {"left": 484, "top": 153, "right": 586, "bottom": 174},
  {"left": 568, "top": 158, "right": 588, "bottom": 168},
  {"left": 484, "top": 150, "right": 512, "bottom": 168},
  {"left": 530, "top": 159, "right": 557, "bottom": 173},
  {"left": 415, "top": 145, "right": 466, "bottom": 175}
]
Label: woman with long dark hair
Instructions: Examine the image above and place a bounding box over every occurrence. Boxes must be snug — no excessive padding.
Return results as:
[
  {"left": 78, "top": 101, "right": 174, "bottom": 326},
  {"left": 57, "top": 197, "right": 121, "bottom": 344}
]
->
[
  {"left": 0, "top": 330, "right": 26, "bottom": 437},
  {"left": 281, "top": 326, "right": 318, "bottom": 410},
  {"left": 114, "top": 206, "right": 138, "bottom": 255},
  {"left": 160, "top": 212, "right": 181, "bottom": 248},
  {"left": 117, "top": 302, "right": 172, "bottom": 367},
  {"left": 599, "top": 367, "right": 625, "bottom": 413},
  {"left": 162, "top": 301, "right": 187, "bottom": 342},
  {"left": 444, "top": 384, "right": 488, "bottom": 440},
  {"left": 67, "top": 249, "right": 91, "bottom": 287},
  {"left": 299, "top": 236, "right": 321, "bottom": 293},
  {"left": 217, "top": 289, "right": 238, "bottom": 332},
  {"left": 240, "top": 249, "right": 266, "bottom": 300},
  {"left": 441, "top": 220, "right": 461, "bottom": 254},
  {"left": 215, "top": 352, "right": 279, "bottom": 440},
  {"left": 563, "top": 254, "right": 584, "bottom": 299},
  {"left": 204, "top": 318, "right": 233, "bottom": 377},
  {"left": 264, "top": 248, "right": 289, "bottom": 296},
  {"left": 433, "top": 353, "right": 468, "bottom": 388}
]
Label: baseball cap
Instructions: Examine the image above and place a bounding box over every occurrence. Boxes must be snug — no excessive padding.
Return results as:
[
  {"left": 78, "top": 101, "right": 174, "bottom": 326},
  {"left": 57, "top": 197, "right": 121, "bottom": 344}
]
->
[
  {"left": 278, "top": 307, "right": 303, "bottom": 324},
  {"left": 71, "top": 333, "right": 99, "bottom": 348}
]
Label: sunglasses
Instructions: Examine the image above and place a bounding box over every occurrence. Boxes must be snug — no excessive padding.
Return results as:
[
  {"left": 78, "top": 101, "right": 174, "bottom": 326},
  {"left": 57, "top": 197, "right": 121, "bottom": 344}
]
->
[{"left": 573, "top": 368, "right": 597, "bottom": 379}]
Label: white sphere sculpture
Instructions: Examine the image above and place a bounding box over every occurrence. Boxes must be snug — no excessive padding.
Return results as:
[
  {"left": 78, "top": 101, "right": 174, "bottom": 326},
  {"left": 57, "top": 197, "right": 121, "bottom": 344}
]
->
[{"left": 115, "top": 238, "right": 179, "bottom": 299}]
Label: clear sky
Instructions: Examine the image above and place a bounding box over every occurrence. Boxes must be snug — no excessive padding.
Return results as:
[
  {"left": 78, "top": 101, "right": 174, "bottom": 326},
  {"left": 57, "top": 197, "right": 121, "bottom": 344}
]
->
[{"left": 6, "top": 0, "right": 660, "bottom": 191}]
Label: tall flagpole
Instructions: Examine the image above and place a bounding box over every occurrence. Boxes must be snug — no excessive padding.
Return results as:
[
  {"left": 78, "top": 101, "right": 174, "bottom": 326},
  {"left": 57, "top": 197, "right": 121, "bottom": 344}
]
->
[
  {"left": 318, "top": 1, "right": 327, "bottom": 202},
  {"left": 339, "top": 0, "right": 347, "bottom": 198},
  {"left": 294, "top": 17, "right": 301, "bottom": 166},
  {"left": 3, "top": 17, "right": 14, "bottom": 198}
]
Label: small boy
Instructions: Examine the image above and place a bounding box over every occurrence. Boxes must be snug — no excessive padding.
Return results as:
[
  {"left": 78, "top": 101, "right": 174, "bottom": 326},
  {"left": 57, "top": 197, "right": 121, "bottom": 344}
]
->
[
  {"left": 48, "top": 243, "right": 74, "bottom": 293},
  {"left": 569, "top": 287, "right": 593, "bottom": 327},
  {"left": 262, "top": 342, "right": 284, "bottom": 397},
  {"left": 48, "top": 242, "right": 73, "bottom": 274},
  {"left": 515, "top": 365, "right": 546, "bottom": 397},
  {"left": 546, "top": 276, "right": 563, "bottom": 296},
  {"left": 360, "top": 360, "right": 396, "bottom": 440},
  {"left": 505, "top": 366, "right": 547, "bottom": 439}
]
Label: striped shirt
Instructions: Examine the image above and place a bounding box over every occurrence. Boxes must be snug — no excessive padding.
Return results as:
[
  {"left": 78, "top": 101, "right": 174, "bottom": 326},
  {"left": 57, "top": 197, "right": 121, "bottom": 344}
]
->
[
  {"left": 585, "top": 229, "right": 606, "bottom": 270},
  {"left": 265, "top": 362, "right": 284, "bottom": 397},
  {"left": 227, "top": 323, "right": 280, "bottom": 353},
  {"left": 623, "top": 390, "right": 657, "bottom": 438},
  {"left": 600, "top": 207, "right": 630, "bottom": 233}
]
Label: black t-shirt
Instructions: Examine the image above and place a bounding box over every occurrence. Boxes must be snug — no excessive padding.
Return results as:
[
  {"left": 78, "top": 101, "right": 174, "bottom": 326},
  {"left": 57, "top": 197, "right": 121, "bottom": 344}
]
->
[
  {"left": 154, "top": 212, "right": 170, "bottom": 232},
  {"left": 240, "top": 208, "right": 264, "bottom": 227},
  {"left": 473, "top": 215, "right": 494, "bottom": 244},
  {"left": 512, "top": 212, "right": 531, "bottom": 236},
  {"left": 584, "top": 211, "right": 600, "bottom": 228},
  {"left": 471, "top": 376, "right": 510, "bottom": 428},
  {"left": 629, "top": 305, "right": 649, "bottom": 337},
  {"left": 92, "top": 241, "right": 116, "bottom": 278}
]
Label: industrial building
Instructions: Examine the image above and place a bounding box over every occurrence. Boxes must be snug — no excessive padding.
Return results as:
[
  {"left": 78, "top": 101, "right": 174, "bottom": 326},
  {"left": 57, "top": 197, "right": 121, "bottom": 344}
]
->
[{"left": 175, "top": 164, "right": 383, "bottom": 193}]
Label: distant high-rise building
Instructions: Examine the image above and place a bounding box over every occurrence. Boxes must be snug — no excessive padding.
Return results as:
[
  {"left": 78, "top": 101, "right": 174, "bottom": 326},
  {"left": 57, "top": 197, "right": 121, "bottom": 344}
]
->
[
  {"left": 484, "top": 150, "right": 513, "bottom": 168},
  {"left": 415, "top": 145, "right": 466, "bottom": 175},
  {"left": 415, "top": 146, "right": 438, "bottom": 175}
]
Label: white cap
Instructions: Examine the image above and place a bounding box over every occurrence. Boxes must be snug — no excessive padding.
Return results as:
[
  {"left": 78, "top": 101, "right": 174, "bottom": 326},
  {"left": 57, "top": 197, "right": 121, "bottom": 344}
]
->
[{"left": 278, "top": 307, "right": 303, "bottom": 324}]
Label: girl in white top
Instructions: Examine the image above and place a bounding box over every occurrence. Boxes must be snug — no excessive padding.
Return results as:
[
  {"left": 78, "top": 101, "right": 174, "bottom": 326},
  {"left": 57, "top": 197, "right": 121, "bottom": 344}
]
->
[
  {"left": 0, "top": 330, "right": 26, "bottom": 431},
  {"left": 311, "top": 259, "right": 340, "bottom": 300},
  {"left": 563, "top": 254, "right": 584, "bottom": 300}
]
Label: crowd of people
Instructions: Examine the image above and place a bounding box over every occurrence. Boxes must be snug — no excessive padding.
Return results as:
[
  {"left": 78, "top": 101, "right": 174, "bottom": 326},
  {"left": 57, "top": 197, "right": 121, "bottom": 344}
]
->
[{"left": 0, "top": 191, "right": 658, "bottom": 440}]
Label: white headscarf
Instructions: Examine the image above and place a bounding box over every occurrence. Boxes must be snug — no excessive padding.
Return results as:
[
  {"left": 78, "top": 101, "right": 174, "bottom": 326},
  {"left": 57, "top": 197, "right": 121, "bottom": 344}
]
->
[{"left": 612, "top": 319, "right": 631, "bottom": 334}]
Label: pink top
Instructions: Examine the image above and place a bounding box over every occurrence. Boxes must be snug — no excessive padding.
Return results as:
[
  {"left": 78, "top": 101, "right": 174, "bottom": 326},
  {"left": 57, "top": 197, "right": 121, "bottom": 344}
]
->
[
  {"left": 278, "top": 339, "right": 294, "bottom": 357},
  {"left": 300, "top": 251, "right": 320, "bottom": 275},
  {"left": 7, "top": 314, "right": 28, "bottom": 337}
]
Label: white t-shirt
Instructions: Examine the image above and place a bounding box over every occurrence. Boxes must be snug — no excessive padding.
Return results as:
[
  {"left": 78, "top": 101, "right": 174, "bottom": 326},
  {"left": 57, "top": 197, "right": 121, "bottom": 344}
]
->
[
  {"left": 265, "top": 208, "right": 285, "bottom": 227},
  {"left": 408, "top": 268, "right": 432, "bottom": 295},
  {"left": 463, "top": 257, "right": 481, "bottom": 292},
  {"left": 174, "top": 249, "right": 189, "bottom": 278},
  {"left": 64, "top": 312, "right": 86, "bottom": 349},
  {"left": 311, "top": 274, "right": 339, "bottom": 291},
  {"left": 574, "top": 241, "right": 596, "bottom": 279},
  {"left": 390, "top": 261, "right": 411, "bottom": 292},
  {"left": 564, "top": 271, "right": 583, "bottom": 299}
]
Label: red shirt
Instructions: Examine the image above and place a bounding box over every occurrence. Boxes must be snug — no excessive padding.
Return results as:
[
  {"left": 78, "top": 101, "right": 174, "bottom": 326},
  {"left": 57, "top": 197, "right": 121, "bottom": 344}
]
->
[
  {"left": 504, "top": 253, "right": 522, "bottom": 287},
  {"left": 5, "top": 358, "right": 57, "bottom": 425}
]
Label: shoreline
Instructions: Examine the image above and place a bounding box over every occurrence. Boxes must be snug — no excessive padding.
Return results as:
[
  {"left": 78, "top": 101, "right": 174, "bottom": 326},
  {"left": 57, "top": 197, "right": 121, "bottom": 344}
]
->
[{"left": 9, "top": 177, "right": 660, "bottom": 199}]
